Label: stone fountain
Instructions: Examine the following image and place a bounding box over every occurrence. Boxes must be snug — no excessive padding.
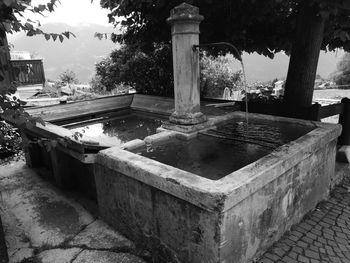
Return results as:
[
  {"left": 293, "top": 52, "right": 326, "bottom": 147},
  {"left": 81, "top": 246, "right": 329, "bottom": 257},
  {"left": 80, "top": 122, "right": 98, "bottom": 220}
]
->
[{"left": 93, "top": 3, "right": 341, "bottom": 263}]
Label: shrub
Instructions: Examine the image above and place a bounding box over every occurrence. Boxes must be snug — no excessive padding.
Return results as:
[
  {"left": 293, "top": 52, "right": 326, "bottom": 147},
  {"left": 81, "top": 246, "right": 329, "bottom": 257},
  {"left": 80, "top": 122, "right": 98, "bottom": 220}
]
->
[
  {"left": 332, "top": 53, "right": 350, "bottom": 87},
  {"left": 0, "top": 121, "right": 22, "bottom": 159},
  {"left": 95, "top": 44, "right": 174, "bottom": 96},
  {"left": 95, "top": 45, "right": 243, "bottom": 98},
  {"left": 59, "top": 70, "right": 78, "bottom": 85},
  {"left": 90, "top": 75, "right": 107, "bottom": 93},
  {"left": 200, "top": 54, "right": 243, "bottom": 98},
  {"left": 33, "top": 84, "right": 59, "bottom": 98}
]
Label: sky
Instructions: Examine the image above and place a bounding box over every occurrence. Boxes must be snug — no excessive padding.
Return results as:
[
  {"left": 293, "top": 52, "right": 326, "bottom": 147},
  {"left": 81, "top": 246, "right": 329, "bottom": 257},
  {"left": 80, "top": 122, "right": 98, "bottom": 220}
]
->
[{"left": 29, "top": 0, "right": 113, "bottom": 26}]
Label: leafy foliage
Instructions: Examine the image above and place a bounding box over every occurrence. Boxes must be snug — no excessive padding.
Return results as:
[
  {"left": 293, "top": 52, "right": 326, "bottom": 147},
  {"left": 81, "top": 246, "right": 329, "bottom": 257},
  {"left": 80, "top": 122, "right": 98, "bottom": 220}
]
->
[
  {"left": 200, "top": 53, "right": 243, "bottom": 98},
  {"left": 59, "top": 69, "right": 78, "bottom": 84},
  {"left": 100, "top": 0, "right": 350, "bottom": 57},
  {"left": 0, "top": 120, "right": 21, "bottom": 159},
  {"left": 0, "top": 0, "right": 73, "bottom": 158},
  {"left": 95, "top": 45, "right": 244, "bottom": 98},
  {"left": 95, "top": 44, "right": 174, "bottom": 96},
  {"left": 332, "top": 52, "right": 350, "bottom": 87},
  {"left": 0, "top": 0, "right": 75, "bottom": 40}
]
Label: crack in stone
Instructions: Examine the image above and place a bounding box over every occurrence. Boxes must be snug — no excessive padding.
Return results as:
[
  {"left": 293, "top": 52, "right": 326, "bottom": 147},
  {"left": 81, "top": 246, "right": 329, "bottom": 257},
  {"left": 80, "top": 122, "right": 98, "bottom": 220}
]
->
[
  {"left": 69, "top": 248, "right": 84, "bottom": 263},
  {"left": 27, "top": 218, "right": 135, "bottom": 259}
]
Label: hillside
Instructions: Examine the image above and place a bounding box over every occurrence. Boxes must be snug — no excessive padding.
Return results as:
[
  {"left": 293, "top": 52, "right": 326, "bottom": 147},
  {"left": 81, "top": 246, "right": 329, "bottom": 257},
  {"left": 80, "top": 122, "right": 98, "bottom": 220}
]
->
[
  {"left": 9, "top": 23, "right": 119, "bottom": 83},
  {"left": 242, "top": 50, "right": 343, "bottom": 83},
  {"left": 8, "top": 22, "right": 342, "bottom": 84}
]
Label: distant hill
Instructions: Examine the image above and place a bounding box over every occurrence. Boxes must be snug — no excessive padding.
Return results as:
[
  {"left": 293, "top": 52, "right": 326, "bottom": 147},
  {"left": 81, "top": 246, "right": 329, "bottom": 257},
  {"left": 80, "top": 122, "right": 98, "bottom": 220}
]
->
[
  {"left": 9, "top": 23, "right": 119, "bottom": 83},
  {"left": 8, "top": 22, "right": 343, "bottom": 84},
  {"left": 242, "top": 50, "right": 344, "bottom": 83}
]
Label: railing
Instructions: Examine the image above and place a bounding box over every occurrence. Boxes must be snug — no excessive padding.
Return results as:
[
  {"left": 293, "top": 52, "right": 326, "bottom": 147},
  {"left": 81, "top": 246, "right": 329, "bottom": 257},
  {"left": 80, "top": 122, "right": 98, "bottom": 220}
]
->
[
  {"left": 235, "top": 98, "right": 350, "bottom": 146},
  {"left": 316, "top": 98, "right": 350, "bottom": 145},
  {"left": 10, "top": 59, "right": 45, "bottom": 86}
]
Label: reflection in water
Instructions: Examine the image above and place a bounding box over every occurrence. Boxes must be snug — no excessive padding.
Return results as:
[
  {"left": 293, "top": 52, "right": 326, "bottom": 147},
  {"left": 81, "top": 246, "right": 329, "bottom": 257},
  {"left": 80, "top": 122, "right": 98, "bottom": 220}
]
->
[
  {"left": 70, "top": 114, "right": 163, "bottom": 146},
  {"left": 136, "top": 119, "right": 315, "bottom": 180}
]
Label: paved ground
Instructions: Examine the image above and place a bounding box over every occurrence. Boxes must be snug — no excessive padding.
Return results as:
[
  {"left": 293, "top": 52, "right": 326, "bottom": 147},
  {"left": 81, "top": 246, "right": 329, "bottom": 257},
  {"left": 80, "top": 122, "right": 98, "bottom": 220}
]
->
[
  {"left": 258, "top": 175, "right": 350, "bottom": 263},
  {"left": 2, "top": 160, "right": 350, "bottom": 263},
  {"left": 0, "top": 161, "right": 145, "bottom": 263}
]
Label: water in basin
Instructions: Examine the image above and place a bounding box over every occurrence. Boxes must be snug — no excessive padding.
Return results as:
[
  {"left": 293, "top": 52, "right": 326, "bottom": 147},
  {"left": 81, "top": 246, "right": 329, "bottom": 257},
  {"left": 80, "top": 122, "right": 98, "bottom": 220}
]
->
[
  {"left": 134, "top": 120, "right": 315, "bottom": 180},
  {"left": 69, "top": 113, "right": 163, "bottom": 146}
]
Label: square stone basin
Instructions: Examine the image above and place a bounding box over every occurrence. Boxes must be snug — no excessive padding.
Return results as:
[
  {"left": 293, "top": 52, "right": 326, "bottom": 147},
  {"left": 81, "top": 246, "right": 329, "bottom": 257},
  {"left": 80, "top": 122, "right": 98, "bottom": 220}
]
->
[{"left": 94, "top": 112, "right": 341, "bottom": 263}]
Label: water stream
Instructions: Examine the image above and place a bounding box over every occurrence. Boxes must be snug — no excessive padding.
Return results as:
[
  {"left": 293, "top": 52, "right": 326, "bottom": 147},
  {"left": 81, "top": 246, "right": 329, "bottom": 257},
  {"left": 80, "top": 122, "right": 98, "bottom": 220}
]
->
[{"left": 240, "top": 61, "right": 249, "bottom": 127}]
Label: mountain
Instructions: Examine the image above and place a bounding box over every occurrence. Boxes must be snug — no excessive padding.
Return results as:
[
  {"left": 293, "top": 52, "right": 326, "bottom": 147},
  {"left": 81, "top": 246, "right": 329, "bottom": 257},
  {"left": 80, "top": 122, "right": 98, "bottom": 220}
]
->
[
  {"left": 9, "top": 23, "right": 119, "bottom": 83},
  {"left": 242, "top": 50, "right": 344, "bottom": 83},
  {"left": 8, "top": 22, "right": 343, "bottom": 84}
]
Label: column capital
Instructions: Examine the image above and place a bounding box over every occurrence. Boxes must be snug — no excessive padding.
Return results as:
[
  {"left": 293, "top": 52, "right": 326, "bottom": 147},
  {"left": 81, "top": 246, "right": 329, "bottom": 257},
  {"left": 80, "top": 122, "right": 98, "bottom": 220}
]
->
[{"left": 167, "top": 3, "right": 204, "bottom": 25}]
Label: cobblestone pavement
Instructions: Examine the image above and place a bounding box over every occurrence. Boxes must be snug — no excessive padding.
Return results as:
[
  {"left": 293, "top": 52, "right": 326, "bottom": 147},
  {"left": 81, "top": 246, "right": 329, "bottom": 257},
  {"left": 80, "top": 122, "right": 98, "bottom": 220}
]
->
[{"left": 258, "top": 176, "right": 350, "bottom": 263}]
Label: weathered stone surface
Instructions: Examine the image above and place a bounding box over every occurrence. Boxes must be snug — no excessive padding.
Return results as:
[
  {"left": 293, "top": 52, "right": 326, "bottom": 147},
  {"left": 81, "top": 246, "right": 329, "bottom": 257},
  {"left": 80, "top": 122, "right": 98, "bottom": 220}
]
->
[
  {"left": 10, "top": 248, "right": 34, "bottom": 263},
  {"left": 0, "top": 161, "right": 144, "bottom": 263},
  {"left": 258, "top": 175, "right": 350, "bottom": 262},
  {"left": 73, "top": 251, "right": 145, "bottom": 263},
  {"left": 95, "top": 113, "right": 341, "bottom": 263},
  {"left": 38, "top": 248, "right": 83, "bottom": 263},
  {"left": 337, "top": 145, "right": 350, "bottom": 163},
  {"left": 167, "top": 3, "right": 206, "bottom": 125},
  {"left": 0, "top": 162, "right": 94, "bottom": 248},
  {"left": 69, "top": 220, "right": 133, "bottom": 250},
  {"left": 0, "top": 207, "right": 31, "bottom": 259}
]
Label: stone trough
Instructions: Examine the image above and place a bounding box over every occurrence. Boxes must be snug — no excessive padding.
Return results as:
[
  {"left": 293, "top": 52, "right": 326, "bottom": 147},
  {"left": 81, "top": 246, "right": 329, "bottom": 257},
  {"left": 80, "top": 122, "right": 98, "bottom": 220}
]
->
[
  {"left": 16, "top": 2, "right": 344, "bottom": 263},
  {"left": 94, "top": 112, "right": 341, "bottom": 262}
]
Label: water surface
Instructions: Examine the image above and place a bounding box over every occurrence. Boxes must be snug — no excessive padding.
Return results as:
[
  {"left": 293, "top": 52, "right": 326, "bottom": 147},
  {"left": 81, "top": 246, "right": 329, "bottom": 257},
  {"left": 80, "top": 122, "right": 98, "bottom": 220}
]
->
[
  {"left": 69, "top": 114, "right": 163, "bottom": 146},
  {"left": 135, "top": 120, "right": 315, "bottom": 180}
]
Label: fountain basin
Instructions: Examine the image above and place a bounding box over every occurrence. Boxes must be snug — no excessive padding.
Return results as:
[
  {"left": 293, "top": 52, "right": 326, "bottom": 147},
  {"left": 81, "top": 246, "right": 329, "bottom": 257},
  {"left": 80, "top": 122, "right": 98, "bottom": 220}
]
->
[
  {"left": 21, "top": 94, "right": 175, "bottom": 200},
  {"left": 21, "top": 94, "right": 232, "bottom": 200},
  {"left": 94, "top": 112, "right": 341, "bottom": 262}
]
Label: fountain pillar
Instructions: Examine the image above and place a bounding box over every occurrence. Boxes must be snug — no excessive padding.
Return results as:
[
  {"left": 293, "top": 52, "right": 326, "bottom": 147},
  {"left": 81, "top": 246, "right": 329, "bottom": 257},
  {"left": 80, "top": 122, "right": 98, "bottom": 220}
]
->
[{"left": 167, "top": 3, "right": 207, "bottom": 125}]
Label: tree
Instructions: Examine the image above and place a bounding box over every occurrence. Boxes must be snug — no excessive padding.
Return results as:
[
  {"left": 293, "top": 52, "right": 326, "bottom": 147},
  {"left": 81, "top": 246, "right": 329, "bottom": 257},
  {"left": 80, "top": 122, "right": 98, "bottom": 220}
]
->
[
  {"left": 100, "top": 0, "right": 350, "bottom": 109},
  {"left": 0, "top": 0, "right": 74, "bottom": 124},
  {"left": 200, "top": 53, "right": 243, "bottom": 98},
  {"left": 95, "top": 44, "right": 174, "bottom": 96},
  {"left": 332, "top": 53, "right": 350, "bottom": 86},
  {"left": 59, "top": 70, "right": 78, "bottom": 84},
  {"left": 95, "top": 45, "right": 243, "bottom": 97}
]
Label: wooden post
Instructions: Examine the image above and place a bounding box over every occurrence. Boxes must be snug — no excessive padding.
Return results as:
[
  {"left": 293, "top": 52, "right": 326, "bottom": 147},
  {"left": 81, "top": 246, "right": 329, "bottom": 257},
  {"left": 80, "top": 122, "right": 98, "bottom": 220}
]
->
[
  {"left": 310, "top": 103, "right": 321, "bottom": 121},
  {"left": 339, "top": 98, "right": 350, "bottom": 145},
  {"left": 40, "top": 60, "right": 46, "bottom": 87}
]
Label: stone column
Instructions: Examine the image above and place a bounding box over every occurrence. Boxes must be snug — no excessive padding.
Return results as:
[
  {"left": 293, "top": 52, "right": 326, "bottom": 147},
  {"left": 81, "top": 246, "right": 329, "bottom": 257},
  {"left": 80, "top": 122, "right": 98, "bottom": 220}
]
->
[{"left": 167, "top": 3, "right": 207, "bottom": 125}]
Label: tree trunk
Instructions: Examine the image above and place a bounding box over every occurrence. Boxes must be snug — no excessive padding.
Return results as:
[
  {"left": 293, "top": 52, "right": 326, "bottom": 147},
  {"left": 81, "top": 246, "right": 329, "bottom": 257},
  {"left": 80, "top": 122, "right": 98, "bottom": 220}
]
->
[
  {"left": 0, "top": 216, "right": 8, "bottom": 263},
  {"left": 283, "top": 2, "right": 327, "bottom": 108},
  {"left": 0, "top": 30, "right": 13, "bottom": 91}
]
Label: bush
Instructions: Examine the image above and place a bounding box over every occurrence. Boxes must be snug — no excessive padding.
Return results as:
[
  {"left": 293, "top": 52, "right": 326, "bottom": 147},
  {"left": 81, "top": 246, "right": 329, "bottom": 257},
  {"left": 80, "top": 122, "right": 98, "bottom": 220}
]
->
[
  {"left": 32, "top": 84, "right": 59, "bottom": 98},
  {"left": 200, "top": 54, "right": 243, "bottom": 98},
  {"left": 332, "top": 53, "right": 350, "bottom": 87},
  {"left": 95, "top": 44, "right": 174, "bottom": 96},
  {"left": 89, "top": 75, "right": 107, "bottom": 93},
  {"left": 95, "top": 45, "right": 243, "bottom": 98},
  {"left": 0, "top": 121, "right": 22, "bottom": 159},
  {"left": 59, "top": 70, "right": 78, "bottom": 85}
]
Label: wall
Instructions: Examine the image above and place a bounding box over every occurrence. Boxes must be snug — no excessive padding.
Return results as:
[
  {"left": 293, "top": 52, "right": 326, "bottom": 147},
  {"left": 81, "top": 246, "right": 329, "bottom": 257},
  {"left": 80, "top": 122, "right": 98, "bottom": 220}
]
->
[
  {"left": 94, "top": 165, "right": 221, "bottom": 263},
  {"left": 94, "top": 134, "right": 339, "bottom": 263},
  {"left": 219, "top": 139, "right": 337, "bottom": 262}
]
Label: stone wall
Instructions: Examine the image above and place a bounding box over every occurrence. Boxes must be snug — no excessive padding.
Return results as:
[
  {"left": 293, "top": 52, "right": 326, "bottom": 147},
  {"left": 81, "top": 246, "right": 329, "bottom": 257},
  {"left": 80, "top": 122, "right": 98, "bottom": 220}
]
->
[
  {"left": 220, "top": 139, "right": 337, "bottom": 262},
  {"left": 94, "top": 165, "right": 221, "bottom": 263},
  {"left": 94, "top": 122, "right": 340, "bottom": 262}
]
